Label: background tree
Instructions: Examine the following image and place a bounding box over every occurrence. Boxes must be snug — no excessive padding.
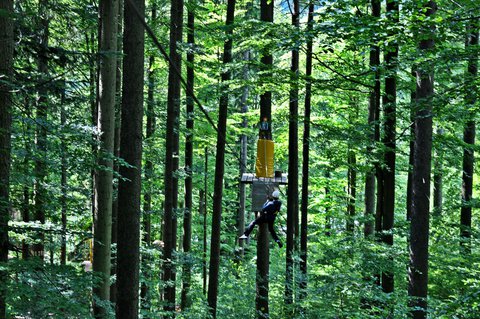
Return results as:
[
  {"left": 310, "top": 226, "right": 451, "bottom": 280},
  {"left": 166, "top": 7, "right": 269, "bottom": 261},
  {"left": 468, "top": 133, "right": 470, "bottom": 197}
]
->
[
  {"left": 0, "top": 0, "right": 14, "bottom": 317},
  {"left": 408, "top": 1, "right": 437, "bottom": 318},
  {"left": 181, "top": 0, "right": 195, "bottom": 310},
  {"left": 141, "top": 2, "right": 156, "bottom": 313},
  {"left": 460, "top": 16, "right": 478, "bottom": 251},
  {"left": 364, "top": 0, "right": 380, "bottom": 238},
  {"left": 381, "top": 0, "right": 398, "bottom": 296},
  {"left": 116, "top": 0, "right": 145, "bottom": 317},
  {"left": 32, "top": 0, "right": 49, "bottom": 260},
  {"left": 299, "top": 0, "right": 314, "bottom": 303},
  {"left": 163, "top": 0, "right": 183, "bottom": 313},
  {"left": 285, "top": 0, "right": 299, "bottom": 309},
  {"left": 93, "top": 0, "right": 118, "bottom": 315},
  {"left": 207, "top": 1, "right": 236, "bottom": 317}
]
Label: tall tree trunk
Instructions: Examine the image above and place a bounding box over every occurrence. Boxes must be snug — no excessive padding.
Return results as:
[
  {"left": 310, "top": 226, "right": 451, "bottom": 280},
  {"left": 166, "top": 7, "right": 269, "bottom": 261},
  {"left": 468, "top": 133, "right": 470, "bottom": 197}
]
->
[
  {"left": 0, "top": 0, "right": 14, "bottom": 316},
  {"left": 286, "top": 0, "right": 298, "bottom": 309},
  {"left": 299, "top": 2, "right": 314, "bottom": 303},
  {"left": 87, "top": 31, "right": 97, "bottom": 229},
  {"left": 433, "top": 127, "right": 443, "bottom": 216},
  {"left": 60, "top": 81, "right": 67, "bottom": 266},
  {"left": 202, "top": 150, "right": 208, "bottom": 296},
  {"left": 460, "top": 18, "right": 478, "bottom": 252},
  {"left": 256, "top": 221, "right": 269, "bottom": 318},
  {"left": 381, "top": 0, "right": 398, "bottom": 295},
  {"left": 207, "top": 1, "right": 236, "bottom": 317},
  {"left": 93, "top": 0, "right": 118, "bottom": 316},
  {"left": 141, "top": 4, "right": 156, "bottom": 315},
  {"left": 110, "top": 0, "right": 123, "bottom": 304},
  {"left": 407, "top": 68, "right": 416, "bottom": 222},
  {"left": 33, "top": 0, "right": 50, "bottom": 260},
  {"left": 325, "top": 170, "right": 332, "bottom": 236},
  {"left": 181, "top": 0, "right": 195, "bottom": 310},
  {"left": 237, "top": 50, "right": 249, "bottom": 250},
  {"left": 237, "top": 0, "right": 253, "bottom": 250},
  {"left": 116, "top": 0, "right": 144, "bottom": 317},
  {"left": 252, "top": 0, "right": 274, "bottom": 317},
  {"left": 163, "top": 0, "right": 183, "bottom": 313},
  {"left": 21, "top": 96, "right": 32, "bottom": 260},
  {"left": 365, "top": 0, "right": 380, "bottom": 238},
  {"left": 346, "top": 150, "right": 356, "bottom": 233},
  {"left": 408, "top": 2, "right": 436, "bottom": 318}
]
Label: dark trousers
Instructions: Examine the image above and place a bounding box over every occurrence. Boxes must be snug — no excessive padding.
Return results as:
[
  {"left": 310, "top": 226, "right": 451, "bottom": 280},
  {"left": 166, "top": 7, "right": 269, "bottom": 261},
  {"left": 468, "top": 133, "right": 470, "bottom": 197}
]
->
[{"left": 244, "top": 213, "right": 279, "bottom": 242}]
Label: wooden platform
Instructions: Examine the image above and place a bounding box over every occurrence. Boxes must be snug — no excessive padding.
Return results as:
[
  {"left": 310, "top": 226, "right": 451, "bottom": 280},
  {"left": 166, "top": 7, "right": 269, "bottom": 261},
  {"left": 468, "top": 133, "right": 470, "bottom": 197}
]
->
[{"left": 240, "top": 173, "right": 288, "bottom": 185}]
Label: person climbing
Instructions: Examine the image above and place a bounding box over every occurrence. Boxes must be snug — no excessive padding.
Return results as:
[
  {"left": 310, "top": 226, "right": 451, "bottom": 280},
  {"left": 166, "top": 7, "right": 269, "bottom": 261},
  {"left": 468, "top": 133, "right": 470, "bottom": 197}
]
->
[
  {"left": 259, "top": 116, "right": 271, "bottom": 140},
  {"left": 239, "top": 190, "right": 283, "bottom": 248}
]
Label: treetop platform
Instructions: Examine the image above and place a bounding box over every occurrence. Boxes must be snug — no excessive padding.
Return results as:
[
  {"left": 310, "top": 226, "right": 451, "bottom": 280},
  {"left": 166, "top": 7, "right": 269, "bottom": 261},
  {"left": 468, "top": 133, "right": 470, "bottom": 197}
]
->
[{"left": 240, "top": 173, "right": 288, "bottom": 185}]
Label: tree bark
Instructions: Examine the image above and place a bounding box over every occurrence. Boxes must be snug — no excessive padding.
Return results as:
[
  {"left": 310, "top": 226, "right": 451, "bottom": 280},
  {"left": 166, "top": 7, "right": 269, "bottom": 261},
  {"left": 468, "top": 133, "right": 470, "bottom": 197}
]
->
[
  {"left": 110, "top": 0, "right": 123, "bottom": 304},
  {"left": 0, "top": 0, "right": 14, "bottom": 316},
  {"left": 365, "top": 0, "right": 380, "bottom": 238},
  {"left": 181, "top": 0, "right": 195, "bottom": 310},
  {"left": 408, "top": 2, "right": 436, "bottom": 318},
  {"left": 256, "top": 222, "right": 269, "bottom": 318},
  {"left": 346, "top": 150, "right": 356, "bottom": 233},
  {"left": 381, "top": 0, "right": 398, "bottom": 295},
  {"left": 116, "top": 0, "right": 144, "bottom": 317},
  {"left": 407, "top": 68, "right": 416, "bottom": 222},
  {"left": 286, "top": 0, "right": 298, "bottom": 309},
  {"left": 299, "top": 2, "right": 314, "bottom": 303},
  {"left": 163, "top": 0, "right": 183, "bottom": 313},
  {"left": 325, "top": 170, "right": 332, "bottom": 237},
  {"left": 33, "top": 0, "right": 50, "bottom": 260},
  {"left": 60, "top": 80, "right": 67, "bottom": 266},
  {"left": 207, "top": 1, "right": 236, "bottom": 317},
  {"left": 140, "top": 3, "right": 155, "bottom": 314},
  {"left": 460, "top": 18, "right": 478, "bottom": 252},
  {"left": 93, "top": 0, "right": 118, "bottom": 316},
  {"left": 202, "top": 150, "right": 208, "bottom": 296},
  {"left": 433, "top": 127, "right": 443, "bottom": 216}
]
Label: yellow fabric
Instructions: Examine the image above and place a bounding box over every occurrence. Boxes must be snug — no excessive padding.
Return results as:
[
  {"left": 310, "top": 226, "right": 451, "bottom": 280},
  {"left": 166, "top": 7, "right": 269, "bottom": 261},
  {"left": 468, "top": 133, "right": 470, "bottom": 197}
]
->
[{"left": 255, "top": 139, "right": 274, "bottom": 178}]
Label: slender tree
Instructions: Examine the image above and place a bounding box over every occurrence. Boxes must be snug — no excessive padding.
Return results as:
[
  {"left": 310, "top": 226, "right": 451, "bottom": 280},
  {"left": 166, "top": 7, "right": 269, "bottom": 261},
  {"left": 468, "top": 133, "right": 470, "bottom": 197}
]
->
[
  {"left": 406, "top": 68, "right": 416, "bottom": 222},
  {"left": 346, "top": 148, "right": 356, "bottom": 233},
  {"left": 237, "top": 0, "right": 254, "bottom": 251},
  {"left": 110, "top": 0, "right": 123, "bottom": 303},
  {"left": 93, "top": 0, "right": 118, "bottom": 316},
  {"left": 364, "top": 0, "right": 381, "bottom": 238},
  {"left": 32, "top": 0, "right": 50, "bottom": 260},
  {"left": 285, "top": 0, "right": 298, "bottom": 308},
  {"left": 299, "top": 1, "right": 314, "bottom": 302},
  {"left": 141, "top": 3, "right": 156, "bottom": 314},
  {"left": 433, "top": 127, "right": 443, "bottom": 216},
  {"left": 0, "top": 0, "right": 14, "bottom": 317},
  {"left": 381, "top": 0, "right": 399, "bottom": 295},
  {"left": 408, "top": 2, "right": 437, "bottom": 318},
  {"left": 207, "top": 1, "right": 236, "bottom": 317},
  {"left": 181, "top": 0, "right": 195, "bottom": 310},
  {"left": 253, "top": 0, "right": 274, "bottom": 317},
  {"left": 460, "top": 17, "right": 478, "bottom": 251},
  {"left": 60, "top": 80, "right": 67, "bottom": 265},
  {"left": 202, "top": 150, "right": 208, "bottom": 296},
  {"left": 163, "top": 0, "right": 183, "bottom": 313},
  {"left": 116, "top": 0, "right": 144, "bottom": 317}
]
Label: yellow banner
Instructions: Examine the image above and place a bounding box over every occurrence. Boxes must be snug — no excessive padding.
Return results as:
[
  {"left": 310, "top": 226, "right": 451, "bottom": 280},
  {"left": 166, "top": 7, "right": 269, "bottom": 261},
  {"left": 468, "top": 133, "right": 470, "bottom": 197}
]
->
[{"left": 255, "top": 139, "right": 274, "bottom": 178}]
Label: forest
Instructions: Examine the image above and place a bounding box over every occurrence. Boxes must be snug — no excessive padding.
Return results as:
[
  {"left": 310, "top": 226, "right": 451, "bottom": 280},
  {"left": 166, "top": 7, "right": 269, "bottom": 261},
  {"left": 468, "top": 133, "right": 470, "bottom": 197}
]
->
[{"left": 0, "top": 0, "right": 478, "bottom": 318}]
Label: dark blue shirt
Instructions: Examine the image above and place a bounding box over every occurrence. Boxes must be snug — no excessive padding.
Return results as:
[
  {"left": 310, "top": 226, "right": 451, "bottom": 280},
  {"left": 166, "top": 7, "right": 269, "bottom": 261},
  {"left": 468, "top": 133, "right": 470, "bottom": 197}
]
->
[{"left": 262, "top": 199, "right": 281, "bottom": 215}]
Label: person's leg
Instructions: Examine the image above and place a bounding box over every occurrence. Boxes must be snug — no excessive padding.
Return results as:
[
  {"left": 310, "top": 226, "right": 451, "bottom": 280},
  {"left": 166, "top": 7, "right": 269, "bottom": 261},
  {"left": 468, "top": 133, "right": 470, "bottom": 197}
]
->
[
  {"left": 243, "top": 214, "right": 265, "bottom": 237},
  {"left": 267, "top": 217, "right": 282, "bottom": 247}
]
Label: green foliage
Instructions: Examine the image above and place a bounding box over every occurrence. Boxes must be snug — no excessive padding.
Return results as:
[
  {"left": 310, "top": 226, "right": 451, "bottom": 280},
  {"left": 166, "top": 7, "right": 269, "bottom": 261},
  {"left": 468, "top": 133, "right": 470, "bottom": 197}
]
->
[
  {"left": 6, "top": 259, "right": 97, "bottom": 318},
  {"left": 4, "top": 0, "right": 480, "bottom": 317}
]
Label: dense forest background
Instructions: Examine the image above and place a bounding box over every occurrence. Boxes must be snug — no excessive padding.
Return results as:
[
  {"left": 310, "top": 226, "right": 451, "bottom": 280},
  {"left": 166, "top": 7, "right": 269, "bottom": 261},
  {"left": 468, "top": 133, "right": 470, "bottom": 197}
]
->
[{"left": 0, "top": 0, "right": 478, "bottom": 318}]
